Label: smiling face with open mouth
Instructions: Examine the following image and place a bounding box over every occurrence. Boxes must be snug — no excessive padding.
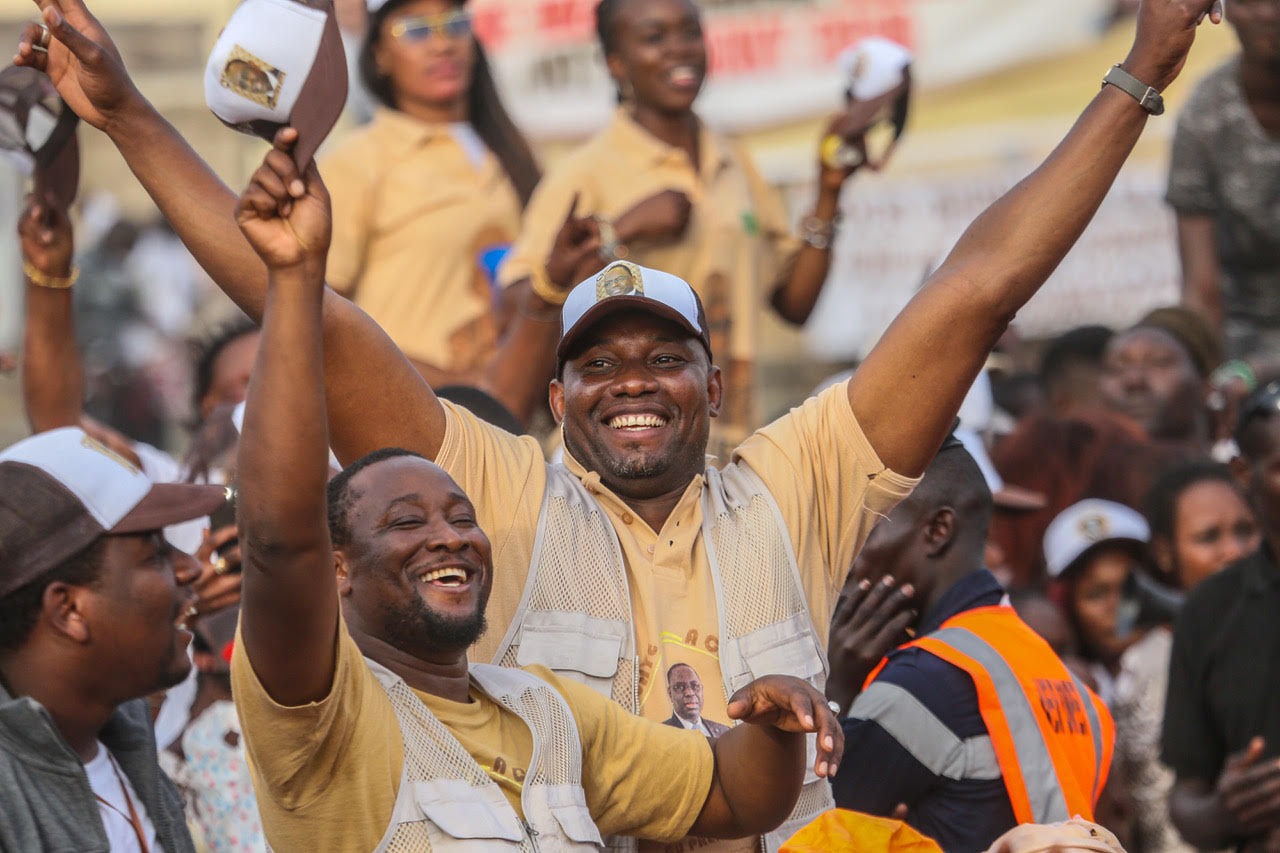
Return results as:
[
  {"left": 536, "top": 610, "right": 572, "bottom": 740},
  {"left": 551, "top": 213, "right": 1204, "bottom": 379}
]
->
[
  {"left": 336, "top": 455, "right": 494, "bottom": 660},
  {"left": 605, "top": 0, "right": 708, "bottom": 116},
  {"left": 553, "top": 312, "right": 721, "bottom": 502}
]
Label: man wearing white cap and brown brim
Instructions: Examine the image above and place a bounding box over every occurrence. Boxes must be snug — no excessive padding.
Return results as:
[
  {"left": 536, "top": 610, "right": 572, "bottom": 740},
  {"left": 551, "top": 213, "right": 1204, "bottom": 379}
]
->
[
  {"left": 16, "top": 0, "right": 1224, "bottom": 847},
  {"left": 0, "top": 427, "right": 230, "bottom": 853}
]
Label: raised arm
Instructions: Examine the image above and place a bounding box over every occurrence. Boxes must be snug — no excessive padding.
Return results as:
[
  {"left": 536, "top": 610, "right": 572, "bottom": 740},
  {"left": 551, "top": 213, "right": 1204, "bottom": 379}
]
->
[
  {"left": 18, "top": 196, "right": 81, "bottom": 432},
  {"left": 689, "top": 676, "right": 843, "bottom": 838},
  {"left": 848, "top": 0, "right": 1218, "bottom": 477},
  {"left": 17, "top": 0, "right": 444, "bottom": 464},
  {"left": 234, "top": 150, "right": 338, "bottom": 706}
]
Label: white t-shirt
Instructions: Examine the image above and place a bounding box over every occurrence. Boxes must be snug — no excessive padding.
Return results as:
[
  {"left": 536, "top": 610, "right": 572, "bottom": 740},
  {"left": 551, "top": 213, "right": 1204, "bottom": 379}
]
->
[{"left": 84, "top": 741, "right": 163, "bottom": 853}]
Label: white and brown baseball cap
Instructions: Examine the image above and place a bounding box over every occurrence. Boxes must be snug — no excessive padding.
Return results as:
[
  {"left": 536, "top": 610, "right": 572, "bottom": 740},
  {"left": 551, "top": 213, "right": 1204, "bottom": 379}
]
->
[
  {"left": 204, "top": 0, "right": 348, "bottom": 169},
  {"left": 557, "top": 261, "right": 712, "bottom": 368},
  {"left": 0, "top": 428, "right": 229, "bottom": 599},
  {"left": 0, "top": 65, "right": 80, "bottom": 206}
]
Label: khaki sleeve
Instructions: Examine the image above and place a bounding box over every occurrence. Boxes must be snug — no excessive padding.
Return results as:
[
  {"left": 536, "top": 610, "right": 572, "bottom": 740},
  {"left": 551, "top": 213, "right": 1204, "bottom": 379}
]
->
[
  {"left": 230, "top": 616, "right": 400, "bottom": 814},
  {"left": 318, "top": 145, "right": 376, "bottom": 295},
  {"left": 734, "top": 380, "right": 919, "bottom": 595},
  {"left": 435, "top": 401, "right": 547, "bottom": 661},
  {"left": 498, "top": 162, "right": 596, "bottom": 289},
  {"left": 526, "top": 666, "right": 715, "bottom": 842}
]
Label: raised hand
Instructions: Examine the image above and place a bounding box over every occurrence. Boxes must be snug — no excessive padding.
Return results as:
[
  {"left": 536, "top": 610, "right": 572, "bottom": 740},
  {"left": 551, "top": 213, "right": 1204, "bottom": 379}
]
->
[
  {"left": 18, "top": 195, "right": 72, "bottom": 277},
  {"left": 726, "top": 674, "right": 845, "bottom": 778},
  {"left": 1123, "top": 0, "right": 1222, "bottom": 92},
  {"left": 13, "top": 0, "right": 141, "bottom": 132},
  {"left": 236, "top": 128, "right": 332, "bottom": 274},
  {"left": 614, "top": 188, "right": 692, "bottom": 244},
  {"left": 544, "top": 193, "right": 603, "bottom": 290},
  {"left": 826, "top": 573, "right": 917, "bottom": 715}
]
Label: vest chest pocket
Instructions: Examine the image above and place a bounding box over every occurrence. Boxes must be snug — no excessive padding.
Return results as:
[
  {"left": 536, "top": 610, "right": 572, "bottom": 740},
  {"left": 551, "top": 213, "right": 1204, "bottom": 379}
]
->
[
  {"left": 405, "top": 779, "right": 524, "bottom": 845},
  {"left": 515, "top": 611, "right": 627, "bottom": 697},
  {"left": 734, "top": 613, "right": 825, "bottom": 684},
  {"left": 533, "top": 784, "right": 606, "bottom": 848}
]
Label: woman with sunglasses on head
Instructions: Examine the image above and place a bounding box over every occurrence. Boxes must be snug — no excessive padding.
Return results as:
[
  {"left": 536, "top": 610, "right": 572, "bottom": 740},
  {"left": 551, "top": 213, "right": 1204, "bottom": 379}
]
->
[
  {"left": 321, "top": 0, "right": 547, "bottom": 396},
  {"left": 499, "top": 0, "right": 873, "bottom": 453}
]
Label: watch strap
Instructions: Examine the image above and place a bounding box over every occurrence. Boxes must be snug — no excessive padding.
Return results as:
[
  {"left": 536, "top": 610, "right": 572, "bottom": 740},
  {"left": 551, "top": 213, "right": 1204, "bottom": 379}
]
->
[{"left": 1102, "top": 64, "right": 1164, "bottom": 116}]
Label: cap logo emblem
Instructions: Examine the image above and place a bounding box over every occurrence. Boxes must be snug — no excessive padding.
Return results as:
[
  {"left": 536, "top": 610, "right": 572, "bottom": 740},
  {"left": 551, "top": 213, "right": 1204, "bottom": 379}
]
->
[
  {"left": 1077, "top": 514, "right": 1109, "bottom": 543},
  {"left": 596, "top": 261, "right": 643, "bottom": 301},
  {"left": 80, "top": 435, "right": 141, "bottom": 475},
  {"left": 220, "top": 45, "right": 285, "bottom": 109}
]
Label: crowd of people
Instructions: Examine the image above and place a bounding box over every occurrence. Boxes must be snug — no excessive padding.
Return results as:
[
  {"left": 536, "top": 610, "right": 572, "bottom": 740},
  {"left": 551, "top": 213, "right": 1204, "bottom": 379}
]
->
[{"left": 2, "top": 0, "right": 1278, "bottom": 851}]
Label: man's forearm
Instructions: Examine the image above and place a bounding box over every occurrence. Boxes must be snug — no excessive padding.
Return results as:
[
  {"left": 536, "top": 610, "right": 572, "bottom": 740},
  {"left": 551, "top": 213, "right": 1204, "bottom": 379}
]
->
[
  {"left": 692, "top": 726, "right": 804, "bottom": 838},
  {"left": 22, "top": 283, "right": 83, "bottom": 432},
  {"left": 936, "top": 85, "right": 1147, "bottom": 322},
  {"left": 480, "top": 282, "right": 561, "bottom": 425},
  {"left": 103, "top": 100, "right": 448, "bottom": 464},
  {"left": 238, "top": 262, "right": 340, "bottom": 706},
  {"left": 104, "top": 98, "right": 272, "bottom": 316}
]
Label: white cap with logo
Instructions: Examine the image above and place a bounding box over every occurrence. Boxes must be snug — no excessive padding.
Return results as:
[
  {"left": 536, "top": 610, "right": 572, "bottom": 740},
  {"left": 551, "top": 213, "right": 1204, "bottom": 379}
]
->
[
  {"left": 557, "top": 261, "right": 712, "bottom": 366},
  {"left": 204, "top": 0, "right": 348, "bottom": 168},
  {"left": 1043, "top": 499, "right": 1150, "bottom": 579}
]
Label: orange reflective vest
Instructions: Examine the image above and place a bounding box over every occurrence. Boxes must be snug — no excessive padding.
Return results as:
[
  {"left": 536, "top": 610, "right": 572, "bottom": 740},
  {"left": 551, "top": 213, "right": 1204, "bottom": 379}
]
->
[{"left": 863, "top": 605, "right": 1114, "bottom": 825}]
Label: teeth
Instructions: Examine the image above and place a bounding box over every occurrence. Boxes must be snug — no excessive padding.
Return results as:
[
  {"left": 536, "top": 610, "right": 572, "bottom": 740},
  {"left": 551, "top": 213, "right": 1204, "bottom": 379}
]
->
[
  {"left": 419, "top": 567, "right": 468, "bottom": 584},
  {"left": 669, "top": 67, "right": 697, "bottom": 84},
  {"left": 608, "top": 414, "right": 667, "bottom": 430}
]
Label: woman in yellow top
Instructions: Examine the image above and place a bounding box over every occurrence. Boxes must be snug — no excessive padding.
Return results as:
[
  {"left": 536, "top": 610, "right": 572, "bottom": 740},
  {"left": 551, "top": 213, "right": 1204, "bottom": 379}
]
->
[
  {"left": 500, "top": 0, "right": 861, "bottom": 447},
  {"left": 321, "top": 0, "right": 540, "bottom": 388}
]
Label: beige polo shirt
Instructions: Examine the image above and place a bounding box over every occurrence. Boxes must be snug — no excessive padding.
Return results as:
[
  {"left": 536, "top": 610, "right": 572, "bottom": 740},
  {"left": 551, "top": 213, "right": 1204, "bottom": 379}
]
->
[
  {"left": 499, "top": 108, "right": 800, "bottom": 366},
  {"left": 321, "top": 109, "right": 522, "bottom": 372},
  {"left": 441, "top": 379, "right": 916, "bottom": 723}
]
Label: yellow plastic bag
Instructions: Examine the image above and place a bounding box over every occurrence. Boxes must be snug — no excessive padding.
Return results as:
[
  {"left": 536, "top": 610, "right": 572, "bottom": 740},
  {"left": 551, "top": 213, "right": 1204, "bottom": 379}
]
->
[{"left": 780, "top": 810, "right": 944, "bottom": 853}]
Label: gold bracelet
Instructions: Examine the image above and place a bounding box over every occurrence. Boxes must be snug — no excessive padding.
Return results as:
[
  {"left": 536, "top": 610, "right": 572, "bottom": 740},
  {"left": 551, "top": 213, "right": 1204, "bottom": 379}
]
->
[
  {"left": 529, "top": 263, "right": 568, "bottom": 306},
  {"left": 23, "top": 261, "right": 78, "bottom": 289}
]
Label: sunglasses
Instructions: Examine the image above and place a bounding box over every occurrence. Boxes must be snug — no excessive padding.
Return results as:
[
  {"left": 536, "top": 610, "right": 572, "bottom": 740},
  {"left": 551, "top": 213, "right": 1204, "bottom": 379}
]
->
[{"left": 389, "top": 10, "right": 472, "bottom": 43}]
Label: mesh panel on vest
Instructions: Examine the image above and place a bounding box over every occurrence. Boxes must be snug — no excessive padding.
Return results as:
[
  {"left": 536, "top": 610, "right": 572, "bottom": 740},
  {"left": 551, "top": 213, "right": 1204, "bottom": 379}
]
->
[
  {"left": 376, "top": 668, "right": 595, "bottom": 853},
  {"left": 509, "top": 492, "right": 637, "bottom": 711},
  {"left": 491, "top": 683, "right": 580, "bottom": 788},
  {"left": 711, "top": 495, "right": 807, "bottom": 637},
  {"left": 766, "top": 781, "right": 835, "bottom": 852},
  {"left": 528, "top": 496, "right": 630, "bottom": 621}
]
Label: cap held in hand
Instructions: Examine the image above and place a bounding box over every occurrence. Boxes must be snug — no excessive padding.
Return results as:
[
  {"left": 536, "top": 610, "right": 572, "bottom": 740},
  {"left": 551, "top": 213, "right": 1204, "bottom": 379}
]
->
[
  {"left": 0, "top": 66, "right": 80, "bottom": 206},
  {"left": 204, "top": 0, "right": 348, "bottom": 169}
]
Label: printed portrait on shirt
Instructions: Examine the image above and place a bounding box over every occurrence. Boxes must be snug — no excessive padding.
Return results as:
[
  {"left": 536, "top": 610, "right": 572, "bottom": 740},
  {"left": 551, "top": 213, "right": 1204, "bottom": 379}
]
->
[{"left": 662, "top": 662, "right": 729, "bottom": 738}]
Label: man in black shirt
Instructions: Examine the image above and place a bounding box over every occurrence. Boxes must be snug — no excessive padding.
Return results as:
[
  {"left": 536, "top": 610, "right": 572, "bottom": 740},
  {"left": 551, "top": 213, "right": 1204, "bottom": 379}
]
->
[{"left": 1164, "top": 382, "right": 1280, "bottom": 851}]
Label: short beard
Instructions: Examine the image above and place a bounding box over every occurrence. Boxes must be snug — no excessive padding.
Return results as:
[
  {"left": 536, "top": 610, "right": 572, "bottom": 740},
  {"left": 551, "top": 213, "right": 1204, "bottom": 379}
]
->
[
  {"left": 383, "top": 597, "right": 488, "bottom": 653},
  {"left": 605, "top": 451, "right": 669, "bottom": 481}
]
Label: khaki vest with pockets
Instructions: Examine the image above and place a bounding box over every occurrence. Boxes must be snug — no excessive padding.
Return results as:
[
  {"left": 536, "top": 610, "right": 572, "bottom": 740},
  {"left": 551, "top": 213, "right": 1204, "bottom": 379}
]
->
[
  {"left": 491, "top": 463, "right": 834, "bottom": 853},
  {"left": 368, "top": 659, "right": 604, "bottom": 853}
]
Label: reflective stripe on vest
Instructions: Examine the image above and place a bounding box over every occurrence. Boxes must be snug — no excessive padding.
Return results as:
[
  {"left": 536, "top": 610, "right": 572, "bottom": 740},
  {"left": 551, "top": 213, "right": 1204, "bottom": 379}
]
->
[{"left": 863, "top": 606, "right": 1112, "bottom": 826}]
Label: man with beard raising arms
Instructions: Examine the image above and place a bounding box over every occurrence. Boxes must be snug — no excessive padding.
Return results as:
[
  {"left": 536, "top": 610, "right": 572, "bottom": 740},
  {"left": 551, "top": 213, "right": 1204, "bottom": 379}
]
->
[
  {"left": 16, "top": 0, "right": 1221, "bottom": 847},
  {"left": 227, "top": 141, "right": 842, "bottom": 852}
]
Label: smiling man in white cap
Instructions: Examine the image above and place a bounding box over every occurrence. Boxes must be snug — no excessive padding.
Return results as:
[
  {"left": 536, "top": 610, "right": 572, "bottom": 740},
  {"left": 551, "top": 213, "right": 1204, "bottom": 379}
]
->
[
  {"left": 16, "top": 0, "right": 1224, "bottom": 847},
  {"left": 0, "top": 427, "right": 229, "bottom": 853}
]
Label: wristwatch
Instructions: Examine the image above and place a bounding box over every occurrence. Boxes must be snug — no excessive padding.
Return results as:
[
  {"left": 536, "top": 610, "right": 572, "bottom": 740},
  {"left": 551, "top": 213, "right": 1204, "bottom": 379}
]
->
[{"left": 1102, "top": 64, "right": 1164, "bottom": 115}]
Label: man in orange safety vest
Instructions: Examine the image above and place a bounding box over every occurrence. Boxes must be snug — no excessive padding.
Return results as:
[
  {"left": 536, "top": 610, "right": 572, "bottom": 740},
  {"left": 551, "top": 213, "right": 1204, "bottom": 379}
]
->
[{"left": 826, "top": 436, "right": 1113, "bottom": 853}]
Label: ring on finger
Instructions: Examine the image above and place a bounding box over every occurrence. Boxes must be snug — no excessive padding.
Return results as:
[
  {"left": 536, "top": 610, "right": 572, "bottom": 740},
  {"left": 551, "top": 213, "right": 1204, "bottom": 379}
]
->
[
  {"left": 213, "top": 555, "right": 229, "bottom": 575},
  {"left": 827, "top": 700, "right": 842, "bottom": 717},
  {"left": 35, "top": 25, "right": 51, "bottom": 51}
]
